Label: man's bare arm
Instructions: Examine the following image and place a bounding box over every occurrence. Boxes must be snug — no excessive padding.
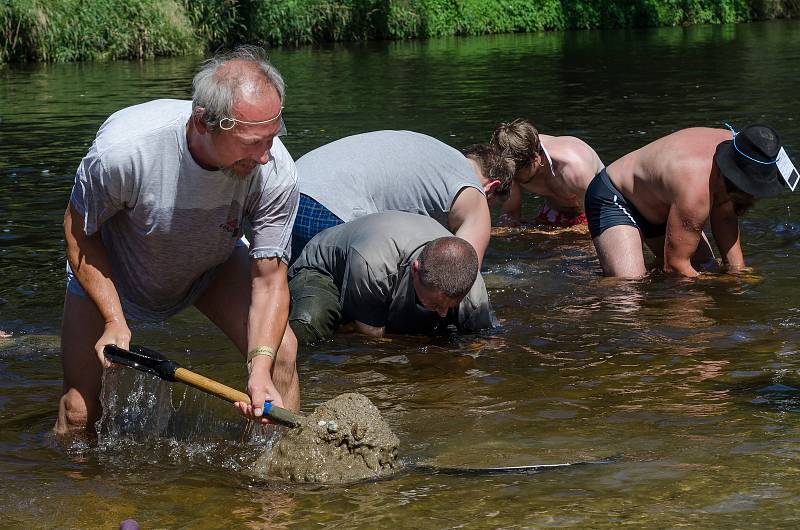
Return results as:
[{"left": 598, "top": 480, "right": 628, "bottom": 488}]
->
[
  {"left": 663, "top": 197, "right": 709, "bottom": 277},
  {"left": 64, "top": 202, "right": 130, "bottom": 366},
  {"left": 498, "top": 181, "right": 523, "bottom": 226},
  {"left": 241, "top": 256, "right": 290, "bottom": 419},
  {"left": 448, "top": 187, "right": 491, "bottom": 265},
  {"left": 709, "top": 198, "right": 745, "bottom": 272},
  {"left": 354, "top": 321, "right": 385, "bottom": 338}
]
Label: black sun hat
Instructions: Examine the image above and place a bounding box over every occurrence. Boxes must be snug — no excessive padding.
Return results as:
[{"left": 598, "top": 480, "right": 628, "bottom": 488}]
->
[{"left": 714, "top": 124, "right": 785, "bottom": 198}]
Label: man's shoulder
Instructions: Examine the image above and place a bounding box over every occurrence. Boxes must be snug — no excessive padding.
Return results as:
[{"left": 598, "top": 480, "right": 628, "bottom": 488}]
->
[
  {"left": 93, "top": 99, "right": 190, "bottom": 159},
  {"left": 458, "top": 273, "right": 494, "bottom": 331},
  {"left": 646, "top": 127, "right": 728, "bottom": 160},
  {"left": 269, "top": 136, "right": 295, "bottom": 169},
  {"left": 345, "top": 214, "right": 440, "bottom": 270},
  {"left": 649, "top": 130, "right": 723, "bottom": 184},
  {"left": 553, "top": 136, "right": 597, "bottom": 160},
  {"left": 558, "top": 153, "right": 602, "bottom": 190},
  {"left": 320, "top": 212, "right": 441, "bottom": 263},
  {"left": 257, "top": 135, "right": 296, "bottom": 181},
  {"left": 465, "top": 272, "right": 490, "bottom": 303}
]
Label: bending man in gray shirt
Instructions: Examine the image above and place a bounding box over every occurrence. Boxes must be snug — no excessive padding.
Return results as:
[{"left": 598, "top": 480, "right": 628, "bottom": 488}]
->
[
  {"left": 57, "top": 47, "right": 300, "bottom": 438},
  {"left": 288, "top": 211, "right": 494, "bottom": 343},
  {"left": 292, "top": 130, "right": 510, "bottom": 265}
]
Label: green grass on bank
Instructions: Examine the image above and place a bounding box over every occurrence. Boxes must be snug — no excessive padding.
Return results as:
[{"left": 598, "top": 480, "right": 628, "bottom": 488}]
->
[
  {"left": 0, "top": 0, "right": 200, "bottom": 62},
  {"left": 1, "top": 0, "right": 798, "bottom": 63}
]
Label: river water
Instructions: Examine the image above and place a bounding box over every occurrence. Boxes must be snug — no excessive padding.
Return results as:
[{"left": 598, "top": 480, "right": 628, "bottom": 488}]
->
[{"left": 2, "top": 20, "right": 800, "bottom": 528}]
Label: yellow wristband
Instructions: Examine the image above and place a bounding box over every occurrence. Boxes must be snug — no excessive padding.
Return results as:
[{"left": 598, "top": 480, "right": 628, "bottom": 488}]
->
[{"left": 247, "top": 346, "right": 277, "bottom": 364}]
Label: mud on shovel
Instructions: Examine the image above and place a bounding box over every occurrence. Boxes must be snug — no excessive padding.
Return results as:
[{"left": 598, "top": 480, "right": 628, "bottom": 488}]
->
[{"left": 104, "top": 344, "right": 300, "bottom": 428}]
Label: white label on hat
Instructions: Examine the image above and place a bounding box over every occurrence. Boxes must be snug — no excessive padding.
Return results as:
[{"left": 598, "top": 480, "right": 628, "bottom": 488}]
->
[{"left": 777, "top": 147, "right": 799, "bottom": 191}]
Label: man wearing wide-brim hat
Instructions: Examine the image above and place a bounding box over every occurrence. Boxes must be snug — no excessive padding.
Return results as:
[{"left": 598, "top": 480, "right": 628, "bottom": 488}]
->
[{"left": 583, "top": 124, "right": 794, "bottom": 278}]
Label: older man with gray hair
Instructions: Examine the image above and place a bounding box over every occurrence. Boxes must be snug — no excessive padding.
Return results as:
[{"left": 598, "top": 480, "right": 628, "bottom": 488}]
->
[{"left": 57, "top": 46, "right": 300, "bottom": 438}]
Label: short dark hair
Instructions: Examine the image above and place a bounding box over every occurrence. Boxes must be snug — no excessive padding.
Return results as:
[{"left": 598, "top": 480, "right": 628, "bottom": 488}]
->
[
  {"left": 461, "top": 143, "right": 514, "bottom": 193},
  {"left": 490, "top": 118, "right": 541, "bottom": 177},
  {"left": 417, "top": 237, "right": 478, "bottom": 299}
]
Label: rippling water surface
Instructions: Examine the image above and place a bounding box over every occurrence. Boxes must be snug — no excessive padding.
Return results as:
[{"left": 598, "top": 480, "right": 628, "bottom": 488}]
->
[{"left": 2, "top": 21, "right": 800, "bottom": 528}]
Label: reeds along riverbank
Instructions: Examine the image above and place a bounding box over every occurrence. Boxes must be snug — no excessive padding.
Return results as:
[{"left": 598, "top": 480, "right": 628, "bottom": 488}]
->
[{"left": 2, "top": 0, "right": 798, "bottom": 63}]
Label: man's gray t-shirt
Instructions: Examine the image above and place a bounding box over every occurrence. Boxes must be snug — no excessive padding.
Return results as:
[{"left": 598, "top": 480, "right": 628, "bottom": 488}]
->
[
  {"left": 69, "top": 99, "right": 298, "bottom": 320},
  {"left": 288, "top": 211, "right": 492, "bottom": 334},
  {"left": 296, "top": 130, "right": 483, "bottom": 227}
]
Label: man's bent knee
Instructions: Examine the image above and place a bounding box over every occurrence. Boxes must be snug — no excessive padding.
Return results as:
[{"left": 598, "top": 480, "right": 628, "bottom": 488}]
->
[
  {"left": 288, "top": 270, "right": 342, "bottom": 345},
  {"left": 289, "top": 315, "right": 332, "bottom": 345},
  {"left": 55, "top": 388, "right": 101, "bottom": 435}
]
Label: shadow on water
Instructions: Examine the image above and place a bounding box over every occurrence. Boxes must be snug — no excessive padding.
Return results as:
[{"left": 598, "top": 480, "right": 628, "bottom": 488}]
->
[{"left": 714, "top": 372, "right": 800, "bottom": 413}]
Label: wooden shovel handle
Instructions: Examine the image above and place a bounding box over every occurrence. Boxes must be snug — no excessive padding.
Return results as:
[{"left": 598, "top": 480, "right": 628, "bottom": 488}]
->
[
  {"left": 173, "top": 367, "right": 301, "bottom": 427},
  {"left": 174, "top": 367, "right": 250, "bottom": 403}
]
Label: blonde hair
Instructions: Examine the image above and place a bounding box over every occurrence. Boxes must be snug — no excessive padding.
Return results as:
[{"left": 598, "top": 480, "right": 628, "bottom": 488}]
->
[{"left": 490, "top": 118, "right": 541, "bottom": 176}]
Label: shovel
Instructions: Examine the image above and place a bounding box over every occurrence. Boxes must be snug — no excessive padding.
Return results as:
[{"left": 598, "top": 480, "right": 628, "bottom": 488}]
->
[
  {"left": 105, "top": 344, "right": 613, "bottom": 476},
  {"left": 103, "top": 344, "right": 300, "bottom": 428}
]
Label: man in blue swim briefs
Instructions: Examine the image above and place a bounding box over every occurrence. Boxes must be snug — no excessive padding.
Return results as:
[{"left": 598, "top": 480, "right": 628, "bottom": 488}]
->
[
  {"left": 585, "top": 124, "right": 794, "bottom": 278},
  {"left": 57, "top": 47, "right": 300, "bottom": 437}
]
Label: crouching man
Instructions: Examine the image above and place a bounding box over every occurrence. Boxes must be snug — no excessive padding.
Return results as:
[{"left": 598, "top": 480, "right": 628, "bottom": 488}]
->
[{"left": 288, "top": 211, "right": 494, "bottom": 343}]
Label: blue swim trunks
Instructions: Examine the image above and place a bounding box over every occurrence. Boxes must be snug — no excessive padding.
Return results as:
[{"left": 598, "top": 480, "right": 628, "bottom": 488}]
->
[
  {"left": 291, "top": 194, "right": 344, "bottom": 259},
  {"left": 585, "top": 168, "right": 667, "bottom": 239}
]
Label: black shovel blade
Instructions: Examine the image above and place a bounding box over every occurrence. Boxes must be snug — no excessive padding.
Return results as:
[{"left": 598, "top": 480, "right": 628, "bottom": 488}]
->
[{"left": 104, "top": 345, "right": 179, "bottom": 382}]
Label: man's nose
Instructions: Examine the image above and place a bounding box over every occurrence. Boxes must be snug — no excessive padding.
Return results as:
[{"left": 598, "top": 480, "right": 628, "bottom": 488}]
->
[
  {"left": 436, "top": 306, "right": 448, "bottom": 317},
  {"left": 256, "top": 149, "right": 271, "bottom": 164}
]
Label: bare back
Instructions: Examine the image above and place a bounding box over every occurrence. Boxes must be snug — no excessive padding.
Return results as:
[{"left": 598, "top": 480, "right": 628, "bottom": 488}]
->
[
  {"left": 590, "top": 127, "right": 749, "bottom": 278},
  {"left": 606, "top": 127, "right": 732, "bottom": 224},
  {"left": 521, "top": 134, "right": 605, "bottom": 212}
]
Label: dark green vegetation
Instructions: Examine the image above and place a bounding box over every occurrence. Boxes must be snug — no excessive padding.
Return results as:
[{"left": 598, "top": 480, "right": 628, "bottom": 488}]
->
[
  {"left": 0, "top": 0, "right": 198, "bottom": 62},
  {"left": 1, "top": 0, "right": 798, "bottom": 63}
]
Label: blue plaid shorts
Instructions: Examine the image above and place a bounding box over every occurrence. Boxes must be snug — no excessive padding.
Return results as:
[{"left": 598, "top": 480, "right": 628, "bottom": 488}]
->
[{"left": 291, "top": 194, "right": 344, "bottom": 258}]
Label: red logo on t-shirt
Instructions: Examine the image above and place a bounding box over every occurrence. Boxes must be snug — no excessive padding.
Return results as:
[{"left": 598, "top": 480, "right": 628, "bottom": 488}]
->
[{"left": 220, "top": 219, "right": 241, "bottom": 237}]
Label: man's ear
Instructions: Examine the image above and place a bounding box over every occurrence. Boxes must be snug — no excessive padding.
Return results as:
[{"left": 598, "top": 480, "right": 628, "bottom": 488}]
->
[
  {"left": 193, "top": 107, "right": 209, "bottom": 134},
  {"left": 484, "top": 179, "right": 502, "bottom": 197},
  {"left": 411, "top": 259, "right": 420, "bottom": 276}
]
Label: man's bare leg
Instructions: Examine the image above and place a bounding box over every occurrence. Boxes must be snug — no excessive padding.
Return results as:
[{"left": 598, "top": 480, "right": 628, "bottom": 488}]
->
[
  {"left": 592, "top": 225, "right": 647, "bottom": 278},
  {"left": 194, "top": 246, "right": 300, "bottom": 411},
  {"left": 55, "top": 291, "right": 106, "bottom": 437}
]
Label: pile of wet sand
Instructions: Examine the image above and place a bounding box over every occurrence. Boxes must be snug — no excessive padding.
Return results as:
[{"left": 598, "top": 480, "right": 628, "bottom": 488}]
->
[{"left": 254, "top": 393, "right": 399, "bottom": 483}]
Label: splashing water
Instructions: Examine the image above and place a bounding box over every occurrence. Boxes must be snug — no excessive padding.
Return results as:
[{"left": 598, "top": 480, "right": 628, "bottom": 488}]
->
[{"left": 95, "top": 368, "right": 280, "bottom": 472}]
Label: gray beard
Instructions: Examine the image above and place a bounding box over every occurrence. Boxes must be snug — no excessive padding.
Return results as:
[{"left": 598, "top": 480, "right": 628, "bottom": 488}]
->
[{"left": 221, "top": 164, "right": 259, "bottom": 181}]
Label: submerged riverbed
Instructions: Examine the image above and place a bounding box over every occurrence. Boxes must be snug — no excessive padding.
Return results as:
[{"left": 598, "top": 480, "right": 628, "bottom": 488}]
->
[{"left": 2, "top": 20, "right": 800, "bottom": 528}]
